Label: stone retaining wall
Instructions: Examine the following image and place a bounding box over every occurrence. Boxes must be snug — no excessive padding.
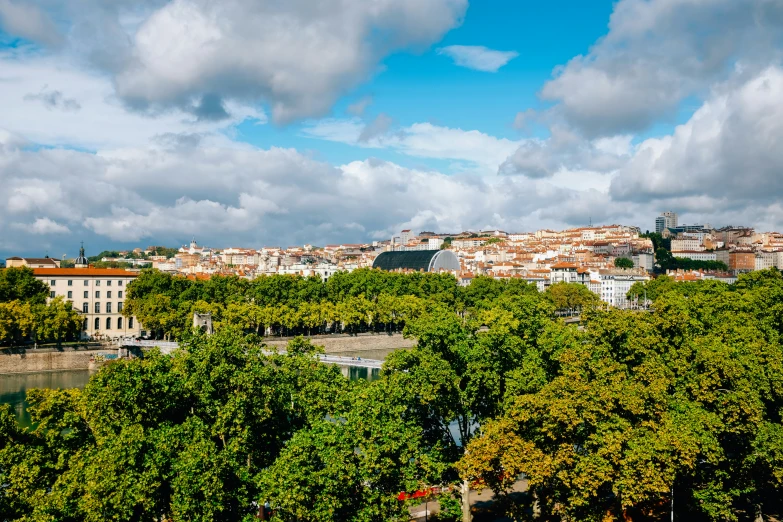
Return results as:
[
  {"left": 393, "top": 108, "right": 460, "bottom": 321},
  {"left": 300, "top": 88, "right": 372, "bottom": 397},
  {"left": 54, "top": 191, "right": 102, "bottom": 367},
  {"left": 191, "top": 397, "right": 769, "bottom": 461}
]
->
[
  {"left": 0, "top": 334, "right": 416, "bottom": 374},
  {"left": 264, "top": 333, "right": 416, "bottom": 356},
  {"left": 0, "top": 350, "right": 107, "bottom": 374}
]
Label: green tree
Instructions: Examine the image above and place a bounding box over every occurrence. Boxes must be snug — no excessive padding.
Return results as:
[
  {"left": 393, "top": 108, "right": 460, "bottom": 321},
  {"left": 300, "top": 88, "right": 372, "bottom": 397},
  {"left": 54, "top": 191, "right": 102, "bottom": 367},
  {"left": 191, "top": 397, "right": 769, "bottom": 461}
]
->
[
  {"left": 382, "top": 295, "right": 554, "bottom": 520},
  {"left": 544, "top": 282, "right": 600, "bottom": 314},
  {"left": 0, "top": 300, "right": 34, "bottom": 345},
  {"left": 260, "top": 378, "right": 440, "bottom": 522},
  {"left": 614, "top": 257, "right": 634, "bottom": 269},
  {"left": 32, "top": 296, "right": 82, "bottom": 346},
  {"left": 0, "top": 266, "right": 49, "bottom": 304},
  {"left": 460, "top": 288, "right": 783, "bottom": 521}
]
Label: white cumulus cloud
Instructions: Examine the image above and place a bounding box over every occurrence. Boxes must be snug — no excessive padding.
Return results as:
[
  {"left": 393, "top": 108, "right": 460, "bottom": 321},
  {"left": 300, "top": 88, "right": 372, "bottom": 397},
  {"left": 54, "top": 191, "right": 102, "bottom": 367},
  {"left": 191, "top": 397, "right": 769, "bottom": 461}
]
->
[{"left": 437, "top": 45, "right": 518, "bottom": 72}]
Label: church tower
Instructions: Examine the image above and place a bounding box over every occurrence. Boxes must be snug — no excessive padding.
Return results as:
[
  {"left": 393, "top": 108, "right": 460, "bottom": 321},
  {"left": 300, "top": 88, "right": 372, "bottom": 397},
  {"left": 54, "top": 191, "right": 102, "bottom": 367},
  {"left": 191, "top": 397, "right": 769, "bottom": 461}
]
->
[{"left": 75, "top": 242, "right": 88, "bottom": 269}]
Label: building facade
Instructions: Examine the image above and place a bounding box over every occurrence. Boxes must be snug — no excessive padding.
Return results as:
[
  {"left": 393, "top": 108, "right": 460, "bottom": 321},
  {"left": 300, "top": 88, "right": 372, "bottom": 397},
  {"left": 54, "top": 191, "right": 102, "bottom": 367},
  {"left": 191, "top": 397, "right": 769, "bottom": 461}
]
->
[
  {"left": 32, "top": 246, "right": 142, "bottom": 339},
  {"left": 6, "top": 257, "right": 61, "bottom": 268}
]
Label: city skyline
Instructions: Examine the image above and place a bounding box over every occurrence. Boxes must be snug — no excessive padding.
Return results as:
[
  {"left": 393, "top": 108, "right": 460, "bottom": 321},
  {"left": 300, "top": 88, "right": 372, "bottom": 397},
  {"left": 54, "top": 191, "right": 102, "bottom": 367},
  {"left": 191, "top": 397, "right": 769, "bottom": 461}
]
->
[{"left": 2, "top": 1, "right": 783, "bottom": 258}]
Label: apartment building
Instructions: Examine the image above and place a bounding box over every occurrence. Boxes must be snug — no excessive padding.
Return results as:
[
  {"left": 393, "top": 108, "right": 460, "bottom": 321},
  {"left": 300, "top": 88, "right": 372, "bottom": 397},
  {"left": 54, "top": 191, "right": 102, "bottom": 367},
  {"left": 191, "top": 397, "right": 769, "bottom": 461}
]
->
[
  {"left": 30, "top": 246, "right": 142, "bottom": 339},
  {"left": 598, "top": 269, "right": 650, "bottom": 308},
  {"left": 670, "top": 238, "right": 703, "bottom": 252},
  {"left": 672, "top": 251, "right": 717, "bottom": 262}
]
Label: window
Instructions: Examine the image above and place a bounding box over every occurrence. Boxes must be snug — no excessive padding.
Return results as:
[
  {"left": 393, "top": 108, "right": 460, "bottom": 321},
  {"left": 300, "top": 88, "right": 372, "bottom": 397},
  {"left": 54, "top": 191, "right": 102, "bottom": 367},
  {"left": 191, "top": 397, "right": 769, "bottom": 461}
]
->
[
  {"left": 67, "top": 280, "right": 73, "bottom": 286},
  {"left": 95, "top": 291, "right": 100, "bottom": 298},
  {"left": 119, "top": 280, "right": 124, "bottom": 286},
  {"left": 107, "top": 291, "right": 112, "bottom": 298},
  {"left": 83, "top": 318, "right": 88, "bottom": 331},
  {"left": 67, "top": 291, "right": 72, "bottom": 299},
  {"left": 82, "top": 303, "right": 88, "bottom": 313},
  {"left": 118, "top": 291, "right": 123, "bottom": 298},
  {"left": 50, "top": 280, "right": 56, "bottom": 286},
  {"left": 96, "top": 280, "right": 101, "bottom": 286},
  {"left": 118, "top": 302, "right": 123, "bottom": 312},
  {"left": 84, "top": 280, "right": 88, "bottom": 286},
  {"left": 94, "top": 317, "right": 100, "bottom": 330},
  {"left": 129, "top": 318, "right": 134, "bottom": 329},
  {"left": 118, "top": 317, "right": 123, "bottom": 329},
  {"left": 106, "top": 317, "right": 112, "bottom": 330},
  {"left": 84, "top": 291, "right": 88, "bottom": 298},
  {"left": 95, "top": 302, "right": 100, "bottom": 313},
  {"left": 106, "top": 302, "right": 112, "bottom": 313},
  {"left": 50, "top": 291, "right": 55, "bottom": 298},
  {"left": 107, "top": 280, "right": 112, "bottom": 286}
]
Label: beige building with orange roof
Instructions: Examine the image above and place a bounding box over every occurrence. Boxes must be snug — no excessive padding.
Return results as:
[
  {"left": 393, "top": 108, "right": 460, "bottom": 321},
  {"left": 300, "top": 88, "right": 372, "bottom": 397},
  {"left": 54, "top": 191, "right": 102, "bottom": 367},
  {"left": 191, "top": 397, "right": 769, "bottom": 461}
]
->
[{"left": 31, "top": 245, "right": 142, "bottom": 340}]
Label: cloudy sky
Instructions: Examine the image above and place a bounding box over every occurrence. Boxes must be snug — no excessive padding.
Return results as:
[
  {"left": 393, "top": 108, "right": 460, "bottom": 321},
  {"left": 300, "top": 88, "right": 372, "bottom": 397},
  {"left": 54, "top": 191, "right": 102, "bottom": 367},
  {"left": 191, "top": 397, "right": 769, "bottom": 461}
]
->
[{"left": 1, "top": 0, "right": 783, "bottom": 258}]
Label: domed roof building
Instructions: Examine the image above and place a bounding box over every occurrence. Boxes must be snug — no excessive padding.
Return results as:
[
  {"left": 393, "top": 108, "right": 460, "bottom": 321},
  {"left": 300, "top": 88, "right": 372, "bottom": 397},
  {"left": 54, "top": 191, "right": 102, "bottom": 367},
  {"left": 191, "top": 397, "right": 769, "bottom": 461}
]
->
[{"left": 372, "top": 250, "right": 460, "bottom": 272}]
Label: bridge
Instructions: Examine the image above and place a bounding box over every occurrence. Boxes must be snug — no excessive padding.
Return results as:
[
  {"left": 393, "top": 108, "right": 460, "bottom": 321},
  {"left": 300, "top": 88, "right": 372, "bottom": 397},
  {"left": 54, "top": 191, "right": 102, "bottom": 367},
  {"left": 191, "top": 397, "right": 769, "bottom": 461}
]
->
[{"left": 120, "top": 339, "right": 384, "bottom": 370}]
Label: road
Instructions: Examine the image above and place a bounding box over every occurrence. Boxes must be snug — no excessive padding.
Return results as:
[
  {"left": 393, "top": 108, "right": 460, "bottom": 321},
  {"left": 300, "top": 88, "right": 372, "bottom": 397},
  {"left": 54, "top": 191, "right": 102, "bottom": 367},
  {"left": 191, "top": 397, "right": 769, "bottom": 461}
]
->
[{"left": 409, "top": 479, "right": 529, "bottom": 522}]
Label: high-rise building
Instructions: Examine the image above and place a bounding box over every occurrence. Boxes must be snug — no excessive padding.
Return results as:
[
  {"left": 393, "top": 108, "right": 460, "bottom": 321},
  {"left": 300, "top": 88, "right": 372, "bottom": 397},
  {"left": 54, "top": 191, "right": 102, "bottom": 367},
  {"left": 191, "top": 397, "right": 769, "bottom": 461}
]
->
[
  {"left": 662, "top": 211, "right": 678, "bottom": 228},
  {"left": 655, "top": 211, "right": 678, "bottom": 233},
  {"left": 400, "top": 229, "right": 413, "bottom": 245}
]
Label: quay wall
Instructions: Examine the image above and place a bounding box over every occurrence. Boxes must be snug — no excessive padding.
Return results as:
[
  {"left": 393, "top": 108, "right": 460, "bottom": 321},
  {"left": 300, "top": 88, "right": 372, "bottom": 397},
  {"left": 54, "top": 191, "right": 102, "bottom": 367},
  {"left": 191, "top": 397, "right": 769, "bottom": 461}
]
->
[
  {"left": 0, "top": 349, "right": 106, "bottom": 374},
  {"left": 0, "top": 334, "right": 415, "bottom": 374},
  {"left": 264, "top": 333, "right": 415, "bottom": 358}
]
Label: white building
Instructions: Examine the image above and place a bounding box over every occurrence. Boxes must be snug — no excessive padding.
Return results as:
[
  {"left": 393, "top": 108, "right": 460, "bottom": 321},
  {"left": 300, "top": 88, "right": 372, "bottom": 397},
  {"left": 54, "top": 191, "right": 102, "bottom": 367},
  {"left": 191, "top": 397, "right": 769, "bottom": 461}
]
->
[
  {"left": 549, "top": 263, "right": 579, "bottom": 284},
  {"left": 452, "top": 239, "right": 487, "bottom": 249},
  {"left": 756, "top": 251, "right": 775, "bottom": 271},
  {"left": 672, "top": 251, "right": 717, "bottom": 262},
  {"left": 598, "top": 269, "right": 650, "bottom": 308},
  {"left": 632, "top": 253, "right": 655, "bottom": 271},
  {"left": 671, "top": 238, "right": 703, "bottom": 252},
  {"left": 276, "top": 262, "right": 347, "bottom": 281},
  {"left": 428, "top": 238, "right": 444, "bottom": 250},
  {"left": 32, "top": 248, "right": 142, "bottom": 339}
]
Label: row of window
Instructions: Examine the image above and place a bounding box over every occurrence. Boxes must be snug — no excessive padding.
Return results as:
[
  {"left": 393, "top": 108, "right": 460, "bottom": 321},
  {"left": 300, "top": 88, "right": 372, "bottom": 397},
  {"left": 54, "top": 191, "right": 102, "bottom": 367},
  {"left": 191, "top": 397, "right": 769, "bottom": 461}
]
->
[
  {"left": 54, "top": 290, "right": 124, "bottom": 299},
  {"left": 53, "top": 280, "right": 126, "bottom": 287},
  {"left": 80, "top": 302, "right": 124, "bottom": 313},
  {"left": 83, "top": 317, "right": 133, "bottom": 331}
]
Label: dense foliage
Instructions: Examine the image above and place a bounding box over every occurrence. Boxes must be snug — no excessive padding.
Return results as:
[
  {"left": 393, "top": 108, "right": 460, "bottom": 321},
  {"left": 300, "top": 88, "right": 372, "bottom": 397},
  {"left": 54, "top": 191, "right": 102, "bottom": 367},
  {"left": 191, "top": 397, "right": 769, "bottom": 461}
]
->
[
  {"left": 0, "top": 267, "right": 82, "bottom": 346},
  {"left": 123, "top": 269, "right": 540, "bottom": 339},
  {"left": 3, "top": 269, "right": 783, "bottom": 521},
  {"left": 460, "top": 269, "right": 783, "bottom": 521}
]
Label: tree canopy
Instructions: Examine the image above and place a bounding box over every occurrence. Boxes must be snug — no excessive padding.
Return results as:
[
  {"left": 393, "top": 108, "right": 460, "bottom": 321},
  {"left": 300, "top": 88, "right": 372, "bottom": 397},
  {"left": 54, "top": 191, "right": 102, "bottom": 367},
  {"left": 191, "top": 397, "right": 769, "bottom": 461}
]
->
[
  {"left": 0, "top": 267, "right": 81, "bottom": 346},
  {"left": 4, "top": 269, "right": 783, "bottom": 520}
]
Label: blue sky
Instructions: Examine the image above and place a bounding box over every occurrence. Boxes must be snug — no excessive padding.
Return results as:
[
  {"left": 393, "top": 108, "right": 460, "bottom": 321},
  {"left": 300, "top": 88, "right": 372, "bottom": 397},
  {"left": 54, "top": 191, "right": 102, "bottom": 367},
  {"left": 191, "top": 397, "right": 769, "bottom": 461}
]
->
[
  {"left": 1, "top": 0, "right": 783, "bottom": 258},
  {"left": 236, "top": 0, "right": 619, "bottom": 167}
]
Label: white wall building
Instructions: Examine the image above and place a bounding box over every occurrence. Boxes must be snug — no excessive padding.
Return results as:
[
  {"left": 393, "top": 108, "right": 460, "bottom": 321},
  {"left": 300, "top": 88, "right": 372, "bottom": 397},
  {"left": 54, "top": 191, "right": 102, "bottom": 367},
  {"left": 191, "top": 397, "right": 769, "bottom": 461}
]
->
[
  {"left": 598, "top": 270, "right": 650, "bottom": 308},
  {"left": 672, "top": 251, "right": 717, "bottom": 262},
  {"left": 428, "top": 238, "right": 444, "bottom": 250},
  {"left": 33, "top": 266, "right": 142, "bottom": 339},
  {"left": 671, "top": 238, "right": 703, "bottom": 252},
  {"left": 756, "top": 252, "right": 775, "bottom": 271},
  {"left": 632, "top": 253, "right": 655, "bottom": 271}
]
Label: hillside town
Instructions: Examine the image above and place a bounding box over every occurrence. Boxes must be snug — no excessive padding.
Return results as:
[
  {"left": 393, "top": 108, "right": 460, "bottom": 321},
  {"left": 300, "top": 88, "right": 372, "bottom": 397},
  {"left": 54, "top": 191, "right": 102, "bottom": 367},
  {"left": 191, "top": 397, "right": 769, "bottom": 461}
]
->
[{"left": 6, "top": 212, "right": 782, "bottom": 314}]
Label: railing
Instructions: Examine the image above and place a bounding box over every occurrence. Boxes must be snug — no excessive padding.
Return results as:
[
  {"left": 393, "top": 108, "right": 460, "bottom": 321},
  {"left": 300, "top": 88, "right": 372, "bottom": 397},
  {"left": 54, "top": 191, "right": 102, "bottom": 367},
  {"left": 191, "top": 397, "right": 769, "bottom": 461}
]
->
[
  {"left": 315, "top": 354, "right": 383, "bottom": 369},
  {"left": 120, "top": 339, "right": 181, "bottom": 350},
  {"left": 118, "top": 340, "right": 384, "bottom": 369}
]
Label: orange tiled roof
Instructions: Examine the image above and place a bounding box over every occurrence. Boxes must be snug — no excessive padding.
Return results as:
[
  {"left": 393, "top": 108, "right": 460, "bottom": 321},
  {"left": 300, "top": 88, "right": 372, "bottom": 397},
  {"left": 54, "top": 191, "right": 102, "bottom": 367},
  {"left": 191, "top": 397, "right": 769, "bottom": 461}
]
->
[{"left": 32, "top": 268, "right": 139, "bottom": 277}]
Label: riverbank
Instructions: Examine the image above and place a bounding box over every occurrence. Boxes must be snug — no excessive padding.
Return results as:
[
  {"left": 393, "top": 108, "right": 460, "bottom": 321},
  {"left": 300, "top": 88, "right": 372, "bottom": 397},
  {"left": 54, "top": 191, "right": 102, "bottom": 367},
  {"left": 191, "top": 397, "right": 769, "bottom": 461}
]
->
[
  {"left": 0, "top": 347, "right": 108, "bottom": 374},
  {"left": 0, "top": 333, "right": 415, "bottom": 374}
]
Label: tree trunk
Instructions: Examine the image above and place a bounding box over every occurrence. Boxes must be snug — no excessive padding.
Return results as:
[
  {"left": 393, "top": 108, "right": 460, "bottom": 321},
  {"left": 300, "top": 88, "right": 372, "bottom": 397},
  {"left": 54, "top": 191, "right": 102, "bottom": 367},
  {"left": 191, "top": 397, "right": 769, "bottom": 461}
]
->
[
  {"left": 755, "top": 505, "right": 764, "bottom": 522},
  {"left": 461, "top": 479, "right": 471, "bottom": 522},
  {"left": 532, "top": 490, "right": 541, "bottom": 519}
]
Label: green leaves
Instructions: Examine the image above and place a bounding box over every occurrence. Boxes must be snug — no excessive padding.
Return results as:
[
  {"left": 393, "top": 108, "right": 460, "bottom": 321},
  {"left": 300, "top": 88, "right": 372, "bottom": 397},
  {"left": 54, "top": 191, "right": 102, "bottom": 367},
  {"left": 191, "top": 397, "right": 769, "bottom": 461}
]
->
[{"left": 461, "top": 275, "right": 783, "bottom": 520}]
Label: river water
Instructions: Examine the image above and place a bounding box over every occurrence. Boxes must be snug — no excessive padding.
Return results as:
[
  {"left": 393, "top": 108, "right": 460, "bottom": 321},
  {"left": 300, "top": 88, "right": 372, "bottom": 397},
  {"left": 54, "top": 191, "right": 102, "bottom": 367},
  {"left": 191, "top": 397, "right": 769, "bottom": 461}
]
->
[
  {"left": 1, "top": 364, "right": 379, "bottom": 429},
  {"left": 0, "top": 370, "right": 94, "bottom": 429}
]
